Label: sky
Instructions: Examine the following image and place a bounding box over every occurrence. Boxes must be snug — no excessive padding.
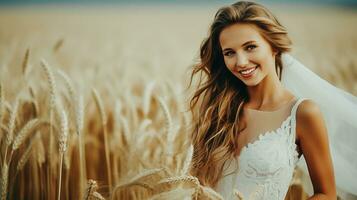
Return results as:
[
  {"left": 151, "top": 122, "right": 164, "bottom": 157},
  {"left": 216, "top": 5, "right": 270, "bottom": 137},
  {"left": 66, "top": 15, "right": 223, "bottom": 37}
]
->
[{"left": 0, "top": 0, "right": 356, "bottom": 7}]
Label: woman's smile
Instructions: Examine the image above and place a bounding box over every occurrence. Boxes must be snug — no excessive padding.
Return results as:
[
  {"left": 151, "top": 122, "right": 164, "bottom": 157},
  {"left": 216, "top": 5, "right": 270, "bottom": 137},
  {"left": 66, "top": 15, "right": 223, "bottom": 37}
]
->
[{"left": 237, "top": 65, "right": 259, "bottom": 78}]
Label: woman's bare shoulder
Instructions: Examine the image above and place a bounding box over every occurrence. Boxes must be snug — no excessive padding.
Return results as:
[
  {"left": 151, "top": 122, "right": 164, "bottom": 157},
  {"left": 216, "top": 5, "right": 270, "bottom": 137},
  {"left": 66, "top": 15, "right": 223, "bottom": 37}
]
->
[{"left": 295, "top": 99, "right": 326, "bottom": 143}]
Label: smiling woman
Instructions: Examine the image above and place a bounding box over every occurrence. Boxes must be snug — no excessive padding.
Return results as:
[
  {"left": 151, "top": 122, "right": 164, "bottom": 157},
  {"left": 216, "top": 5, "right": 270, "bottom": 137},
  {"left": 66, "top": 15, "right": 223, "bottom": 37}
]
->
[
  {"left": 188, "top": 1, "right": 357, "bottom": 200},
  {"left": 219, "top": 23, "right": 278, "bottom": 86}
]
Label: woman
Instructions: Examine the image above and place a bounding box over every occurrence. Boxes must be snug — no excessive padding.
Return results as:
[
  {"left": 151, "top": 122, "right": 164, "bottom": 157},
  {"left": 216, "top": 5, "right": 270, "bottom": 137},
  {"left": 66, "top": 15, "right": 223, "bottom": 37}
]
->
[{"left": 188, "top": 1, "right": 349, "bottom": 199}]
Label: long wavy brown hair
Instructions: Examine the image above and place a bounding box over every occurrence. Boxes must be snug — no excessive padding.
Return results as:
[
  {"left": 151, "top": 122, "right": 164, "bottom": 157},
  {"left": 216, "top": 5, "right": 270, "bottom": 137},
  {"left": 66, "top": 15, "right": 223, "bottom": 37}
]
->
[{"left": 188, "top": 1, "right": 292, "bottom": 188}]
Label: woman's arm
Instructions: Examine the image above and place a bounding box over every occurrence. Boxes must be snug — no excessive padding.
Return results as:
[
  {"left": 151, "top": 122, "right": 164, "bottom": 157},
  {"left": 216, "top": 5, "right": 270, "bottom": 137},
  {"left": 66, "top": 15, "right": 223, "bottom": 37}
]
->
[{"left": 296, "top": 100, "right": 337, "bottom": 200}]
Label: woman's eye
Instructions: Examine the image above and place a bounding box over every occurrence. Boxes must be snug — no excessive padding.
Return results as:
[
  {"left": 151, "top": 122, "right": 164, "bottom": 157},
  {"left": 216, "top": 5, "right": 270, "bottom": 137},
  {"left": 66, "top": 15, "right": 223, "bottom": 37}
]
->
[
  {"left": 246, "top": 45, "right": 257, "bottom": 51},
  {"left": 224, "top": 51, "right": 234, "bottom": 57}
]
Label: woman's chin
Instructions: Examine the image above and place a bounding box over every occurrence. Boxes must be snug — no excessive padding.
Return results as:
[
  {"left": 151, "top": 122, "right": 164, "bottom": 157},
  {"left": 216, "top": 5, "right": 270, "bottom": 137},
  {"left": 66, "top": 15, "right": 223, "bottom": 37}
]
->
[{"left": 235, "top": 73, "right": 257, "bottom": 85}]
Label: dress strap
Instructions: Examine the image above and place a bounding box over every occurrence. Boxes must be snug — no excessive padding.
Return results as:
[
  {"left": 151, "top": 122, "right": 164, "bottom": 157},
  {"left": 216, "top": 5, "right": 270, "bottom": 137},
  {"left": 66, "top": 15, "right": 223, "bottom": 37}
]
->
[{"left": 290, "top": 98, "right": 308, "bottom": 142}]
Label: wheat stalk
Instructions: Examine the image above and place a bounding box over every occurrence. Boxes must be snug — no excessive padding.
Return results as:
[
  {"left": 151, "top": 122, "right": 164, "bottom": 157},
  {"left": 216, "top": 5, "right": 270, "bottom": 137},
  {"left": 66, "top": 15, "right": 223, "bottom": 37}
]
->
[
  {"left": 91, "top": 192, "right": 105, "bottom": 200},
  {"left": 76, "top": 94, "right": 86, "bottom": 199},
  {"left": 180, "top": 144, "right": 193, "bottom": 176},
  {"left": 156, "top": 96, "right": 174, "bottom": 156},
  {"left": 114, "top": 99, "right": 122, "bottom": 133},
  {"left": 27, "top": 86, "right": 39, "bottom": 117},
  {"left": 124, "top": 92, "right": 139, "bottom": 134},
  {"left": 92, "top": 88, "right": 112, "bottom": 194},
  {"left": 34, "top": 131, "right": 45, "bottom": 166},
  {"left": 57, "top": 108, "right": 68, "bottom": 200},
  {"left": 234, "top": 189, "right": 244, "bottom": 200},
  {"left": 200, "top": 186, "right": 224, "bottom": 200},
  {"left": 53, "top": 38, "right": 64, "bottom": 52},
  {"left": 41, "top": 59, "right": 57, "bottom": 198},
  {"left": 3, "top": 99, "right": 19, "bottom": 166},
  {"left": 156, "top": 96, "right": 172, "bottom": 136},
  {"left": 58, "top": 68, "right": 86, "bottom": 198},
  {"left": 0, "top": 163, "right": 8, "bottom": 200},
  {"left": 143, "top": 81, "right": 155, "bottom": 116},
  {"left": 40, "top": 59, "right": 57, "bottom": 109},
  {"left": 0, "top": 82, "right": 3, "bottom": 124},
  {"left": 75, "top": 94, "right": 84, "bottom": 135},
  {"left": 57, "top": 69, "right": 76, "bottom": 104},
  {"left": 22, "top": 48, "right": 30, "bottom": 75},
  {"left": 0, "top": 124, "right": 8, "bottom": 133},
  {"left": 119, "top": 116, "right": 130, "bottom": 146},
  {"left": 138, "top": 119, "right": 152, "bottom": 133}
]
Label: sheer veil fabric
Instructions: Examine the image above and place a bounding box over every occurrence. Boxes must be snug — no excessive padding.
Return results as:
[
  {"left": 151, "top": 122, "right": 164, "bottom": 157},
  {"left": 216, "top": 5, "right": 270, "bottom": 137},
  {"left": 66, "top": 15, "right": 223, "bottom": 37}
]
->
[{"left": 281, "top": 54, "right": 357, "bottom": 196}]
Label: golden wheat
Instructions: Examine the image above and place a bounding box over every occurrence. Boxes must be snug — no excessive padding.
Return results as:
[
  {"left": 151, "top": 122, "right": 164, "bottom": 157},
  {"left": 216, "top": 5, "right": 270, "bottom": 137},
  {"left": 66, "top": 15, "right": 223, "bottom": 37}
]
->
[{"left": 0, "top": 5, "right": 355, "bottom": 200}]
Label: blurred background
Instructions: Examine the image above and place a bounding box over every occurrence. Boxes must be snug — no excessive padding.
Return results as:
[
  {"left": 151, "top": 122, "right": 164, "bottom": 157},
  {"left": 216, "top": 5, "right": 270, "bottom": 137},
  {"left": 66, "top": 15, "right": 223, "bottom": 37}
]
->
[
  {"left": 0, "top": 0, "right": 356, "bottom": 200},
  {"left": 1, "top": 0, "right": 356, "bottom": 94}
]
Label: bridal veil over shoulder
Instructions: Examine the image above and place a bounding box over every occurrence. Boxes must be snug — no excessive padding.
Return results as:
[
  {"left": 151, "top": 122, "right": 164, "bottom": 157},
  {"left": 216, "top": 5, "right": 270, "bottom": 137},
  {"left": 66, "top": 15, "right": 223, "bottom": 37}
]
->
[{"left": 281, "top": 54, "right": 357, "bottom": 196}]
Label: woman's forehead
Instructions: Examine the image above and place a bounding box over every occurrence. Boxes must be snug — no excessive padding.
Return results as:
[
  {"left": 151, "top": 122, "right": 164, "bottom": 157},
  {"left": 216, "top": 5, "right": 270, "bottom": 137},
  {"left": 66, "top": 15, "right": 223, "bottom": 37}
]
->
[{"left": 219, "top": 23, "right": 264, "bottom": 48}]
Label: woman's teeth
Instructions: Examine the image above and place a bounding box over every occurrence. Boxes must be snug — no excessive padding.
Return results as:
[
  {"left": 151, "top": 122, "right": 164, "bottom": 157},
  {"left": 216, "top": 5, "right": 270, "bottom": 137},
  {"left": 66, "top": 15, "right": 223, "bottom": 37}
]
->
[{"left": 240, "top": 66, "right": 257, "bottom": 75}]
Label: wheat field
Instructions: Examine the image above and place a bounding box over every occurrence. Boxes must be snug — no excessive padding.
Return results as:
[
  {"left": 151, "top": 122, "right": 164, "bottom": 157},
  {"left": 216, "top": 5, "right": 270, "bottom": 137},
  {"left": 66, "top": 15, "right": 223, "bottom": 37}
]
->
[{"left": 0, "top": 4, "right": 356, "bottom": 200}]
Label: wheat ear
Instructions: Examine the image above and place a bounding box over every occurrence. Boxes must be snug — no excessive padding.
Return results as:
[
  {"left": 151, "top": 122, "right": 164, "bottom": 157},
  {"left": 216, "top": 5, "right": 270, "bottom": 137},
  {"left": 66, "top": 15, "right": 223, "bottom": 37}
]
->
[
  {"left": 16, "top": 136, "right": 36, "bottom": 171},
  {"left": 113, "top": 168, "right": 164, "bottom": 194},
  {"left": 143, "top": 81, "right": 155, "bottom": 116},
  {"left": 22, "top": 48, "right": 30, "bottom": 75},
  {"left": 92, "top": 88, "right": 112, "bottom": 194},
  {"left": 40, "top": 59, "right": 57, "bottom": 198},
  {"left": 180, "top": 144, "right": 193, "bottom": 176},
  {"left": 233, "top": 189, "right": 244, "bottom": 200},
  {"left": 9, "top": 118, "right": 40, "bottom": 162},
  {"left": 40, "top": 59, "right": 57, "bottom": 109},
  {"left": 155, "top": 175, "right": 201, "bottom": 197},
  {"left": 4, "top": 99, "right": 19, "bottom": 165},
  {"left": 53, "top": 38, "right": 64, "bottom": 52},
  {"left": 157, "top": 175, "right": 200, "bottom": 187},
  {"left": 12, "top": 118, "right": 40, "bottom": 150},
  {"left": 83, "top": 179, "right": 105, "bottom": 200},
  {"left": 76, "top": 94, "right": 86, "bottom": 199},
  {"left": 200, "top": 186, "right": 224, "bottom": 200},
  {"left": 56, "top": 69, "right": 75, "bottom": 104},
  {"left": 8, "top": 134, "right": 35, "bottom": 200},
  {"left": 57, "top": 108, "right": 68, "bottom": 200},
  {"left": 6, "top": 100, "right": 19, "bottom": 146},
  {"left": 156, "top": 96, "right": 174, "bottom": 155},
  {"left": 83, "top": 179, "right": 97, "bottom": 200}
]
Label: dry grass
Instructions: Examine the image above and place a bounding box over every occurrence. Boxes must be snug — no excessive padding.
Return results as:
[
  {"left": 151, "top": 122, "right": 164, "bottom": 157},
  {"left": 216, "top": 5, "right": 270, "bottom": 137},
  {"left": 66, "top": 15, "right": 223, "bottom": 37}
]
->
[{"left": 0, "top": 4, "right": 356, "bottom": 200}]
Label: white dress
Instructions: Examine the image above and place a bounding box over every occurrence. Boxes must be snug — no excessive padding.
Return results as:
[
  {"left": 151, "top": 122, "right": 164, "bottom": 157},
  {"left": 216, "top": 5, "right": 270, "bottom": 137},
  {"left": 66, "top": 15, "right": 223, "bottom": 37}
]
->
[{"left": 215, "top": 98, "right": 306, "bottom": 200}]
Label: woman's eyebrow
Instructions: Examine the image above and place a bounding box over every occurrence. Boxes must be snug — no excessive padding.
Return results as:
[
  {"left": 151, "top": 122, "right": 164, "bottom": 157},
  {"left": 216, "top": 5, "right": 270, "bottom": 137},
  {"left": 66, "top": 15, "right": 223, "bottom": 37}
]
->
[
  {"left": 222, "top": 40, "right": 256, "bottom": 52},
  {"left": 242, "top": 40, "right": 256, "bottom": 46}
]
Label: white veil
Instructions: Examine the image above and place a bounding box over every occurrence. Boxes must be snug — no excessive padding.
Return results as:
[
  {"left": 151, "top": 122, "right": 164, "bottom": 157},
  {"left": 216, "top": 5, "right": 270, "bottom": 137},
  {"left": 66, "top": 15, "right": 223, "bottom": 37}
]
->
[{"left": 281, "top": 54, "right": 357, "bottom": 196}]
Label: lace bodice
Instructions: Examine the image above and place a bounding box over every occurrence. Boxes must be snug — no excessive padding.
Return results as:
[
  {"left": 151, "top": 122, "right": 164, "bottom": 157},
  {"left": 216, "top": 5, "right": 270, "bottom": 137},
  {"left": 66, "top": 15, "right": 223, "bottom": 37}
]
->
[{"left": 215, "top": 98, "right": 306, "bottom": 200}]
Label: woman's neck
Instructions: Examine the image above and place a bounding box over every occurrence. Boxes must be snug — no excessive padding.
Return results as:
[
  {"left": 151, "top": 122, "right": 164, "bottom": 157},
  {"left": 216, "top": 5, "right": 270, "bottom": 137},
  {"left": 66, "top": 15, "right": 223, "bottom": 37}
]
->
[{"left": 246, "top": 74, "right": 292, "bottom": 109}]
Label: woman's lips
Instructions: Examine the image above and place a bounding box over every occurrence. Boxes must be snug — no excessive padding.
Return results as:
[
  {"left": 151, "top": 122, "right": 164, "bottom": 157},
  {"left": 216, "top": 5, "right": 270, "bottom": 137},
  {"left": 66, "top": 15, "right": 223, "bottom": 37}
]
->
[{"left": 235, "top": 65, "right": 258, "bottom": 78}]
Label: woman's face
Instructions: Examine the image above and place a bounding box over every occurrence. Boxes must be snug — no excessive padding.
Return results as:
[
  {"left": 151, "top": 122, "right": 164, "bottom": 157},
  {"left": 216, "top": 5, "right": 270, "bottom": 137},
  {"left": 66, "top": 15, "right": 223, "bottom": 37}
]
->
[{"left": 219, "top": 23, "right": 277, "bottom": 86}]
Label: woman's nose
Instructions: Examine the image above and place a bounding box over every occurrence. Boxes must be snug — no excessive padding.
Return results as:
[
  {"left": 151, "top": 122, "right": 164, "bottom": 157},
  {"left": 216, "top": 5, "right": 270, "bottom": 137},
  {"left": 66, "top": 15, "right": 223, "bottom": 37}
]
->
[{"left": 235, "top": 54, "right": 249, "bottom": 68}]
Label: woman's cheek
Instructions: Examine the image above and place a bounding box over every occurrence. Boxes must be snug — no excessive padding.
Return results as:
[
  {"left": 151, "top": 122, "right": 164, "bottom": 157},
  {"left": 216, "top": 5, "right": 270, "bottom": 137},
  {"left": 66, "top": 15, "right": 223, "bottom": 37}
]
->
[{"left": 225, "top": 58, "right": 235, "bottom": 70}]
